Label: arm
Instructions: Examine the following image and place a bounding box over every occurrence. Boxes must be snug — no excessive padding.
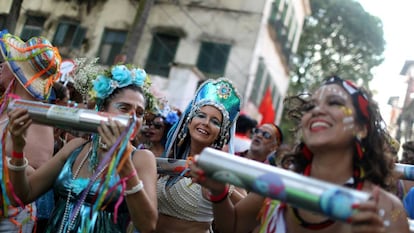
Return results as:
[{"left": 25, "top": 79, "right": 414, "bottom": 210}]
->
[
  {"left": 190, "top": 162, "right": 263, "bottom": 233},
  {"left": 121, "top": 149, "right": 158, "bottom": 233},
  {"left": 350, "top": 186, "right": 410, "bottom": 233},
  {"left": 99, "top": 119, "right": 157, "bottom": 232},
  {"left": 7, "top": 108, "right": 85, "bottom": 204}
]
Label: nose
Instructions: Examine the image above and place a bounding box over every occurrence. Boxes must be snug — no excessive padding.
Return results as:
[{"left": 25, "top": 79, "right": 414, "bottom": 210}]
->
[{"left": 310, "top": 104, "right": 326, "bottom": 117}]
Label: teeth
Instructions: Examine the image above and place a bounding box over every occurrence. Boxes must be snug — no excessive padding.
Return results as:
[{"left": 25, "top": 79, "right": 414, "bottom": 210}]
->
[
  {"left": 311, "top": 122, "right": 329, "bottom": 128},
  {"left": 197, "top": 128, "right": 208, "bottom": 135}
]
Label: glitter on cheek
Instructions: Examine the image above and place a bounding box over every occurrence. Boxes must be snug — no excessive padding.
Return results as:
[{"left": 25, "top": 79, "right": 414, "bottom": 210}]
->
[
  {"left": 343, "top": 116, "right": 355, "bottom": 131},
  {"left": 340, "top": 106, "right": 353, "bottom": 116}
]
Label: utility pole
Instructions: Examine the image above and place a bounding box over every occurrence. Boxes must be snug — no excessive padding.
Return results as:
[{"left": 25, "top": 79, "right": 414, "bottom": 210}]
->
[
  {"left": 5, "top": 0, "right": 23, "bottom": 34},
  {"left": 121, "top": 0, "right": 155, "bottom": 64}
]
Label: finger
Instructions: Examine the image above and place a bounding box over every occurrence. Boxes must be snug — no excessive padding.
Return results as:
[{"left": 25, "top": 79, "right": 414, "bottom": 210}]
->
[
  {"left": 352, "top": 224, "right": 385, "bottom": 233},
  {"left": 97, "top": 126, "right": 111, "bottom": 145}
]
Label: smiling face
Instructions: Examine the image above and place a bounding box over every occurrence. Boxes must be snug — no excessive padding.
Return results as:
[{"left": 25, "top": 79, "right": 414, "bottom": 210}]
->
[
  {"left": 188, "top": 105, "right": 223, "bottom": 148},
  {"left": 300, "top": 84, "right": 366, "bottom": 151}
]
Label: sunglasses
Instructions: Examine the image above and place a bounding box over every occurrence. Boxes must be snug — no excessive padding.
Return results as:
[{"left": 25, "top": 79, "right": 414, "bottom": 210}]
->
[
  {"left": 146, "top": 121, "right": 164, "bottom": 130},
  {"left": 252, "top": 128, "right": 272, "bottom": 139}
]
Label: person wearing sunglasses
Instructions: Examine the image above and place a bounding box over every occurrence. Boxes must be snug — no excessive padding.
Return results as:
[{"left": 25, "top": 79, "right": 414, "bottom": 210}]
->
[
  {"left": 237, "top": 123, "right": 283, "bottom": 163},
  {"left": 191, "top": 76, "right": 409, "bottom": 233},
  {"left": 140, "top": 106, "right": 179, "bottom": 157}
]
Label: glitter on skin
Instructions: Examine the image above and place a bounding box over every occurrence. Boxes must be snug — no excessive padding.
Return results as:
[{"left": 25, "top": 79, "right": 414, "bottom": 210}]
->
[
  {"left": 343, "top": 116, "right": 355, "bottom": 131},
  {"left": 318, "top": 85, "right": 349, "bottom": 101}
]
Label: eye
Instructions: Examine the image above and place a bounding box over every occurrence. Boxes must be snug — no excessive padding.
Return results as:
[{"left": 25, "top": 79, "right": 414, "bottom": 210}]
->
[
  {"left": 135, "top": 107, "right": 145, "bottom": 118},
  {"left": 210, "top": 118, "right": 222, "bottom": 128},
  {"left": 328, "top": 98, "right": 345, "bottom": 106},
  {"left": 194, "top": 112, "right": 207, "bottom": 119},
  {"left": 116, "top": 104, "right": 130, "bottom": 113},
  {"left": 302, "top": 102, "right": 315, "bottom": 112}
]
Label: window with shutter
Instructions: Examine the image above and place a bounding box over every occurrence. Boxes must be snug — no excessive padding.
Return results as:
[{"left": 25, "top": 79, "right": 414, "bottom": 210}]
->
[
  {"left": 196, "top": 41, "right": 231, "bottom": 79},
  {"left": 145, "top": 33, "right": 179, "bottom": 77}
]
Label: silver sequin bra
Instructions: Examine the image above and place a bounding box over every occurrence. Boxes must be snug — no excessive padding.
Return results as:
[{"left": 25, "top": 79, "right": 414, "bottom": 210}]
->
[{"left": 157, "top": 176, "right": 213, "bottom": 222}]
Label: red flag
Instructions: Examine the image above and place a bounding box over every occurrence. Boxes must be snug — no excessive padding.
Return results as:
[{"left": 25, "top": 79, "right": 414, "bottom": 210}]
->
[{"left": 259, "top": 87, "right": 276, "bottom": 124}]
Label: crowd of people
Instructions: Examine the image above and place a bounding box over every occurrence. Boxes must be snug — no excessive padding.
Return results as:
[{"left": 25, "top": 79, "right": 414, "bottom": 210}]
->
[{"left": 1, "top": 29, "right": 414, "bottom": 233}]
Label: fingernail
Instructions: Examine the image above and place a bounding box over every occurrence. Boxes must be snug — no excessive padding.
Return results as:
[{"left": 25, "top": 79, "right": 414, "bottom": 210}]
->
[
  {"left": 351, "top": 203, "right": 359, "bottom": 209},
  {"left": 383, "top": 220, "right": 390, "bottom": 227}
]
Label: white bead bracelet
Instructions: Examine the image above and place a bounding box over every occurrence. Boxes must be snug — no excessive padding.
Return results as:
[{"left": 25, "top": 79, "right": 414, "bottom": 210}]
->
[
  {"left": 7, "top": 157, "right": 28, "bottom": 171},
  {"left": 124, "top": 180, "right": 144, "bottom": 196}
]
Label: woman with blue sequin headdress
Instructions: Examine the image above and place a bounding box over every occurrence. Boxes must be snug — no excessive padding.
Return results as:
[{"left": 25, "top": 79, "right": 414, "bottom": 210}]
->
[
  {"left": 156, "top": 78, "right": 244, "bottom": 233},
  {"left": 7, "top": 64, "right": 158, "bottom": 233}
]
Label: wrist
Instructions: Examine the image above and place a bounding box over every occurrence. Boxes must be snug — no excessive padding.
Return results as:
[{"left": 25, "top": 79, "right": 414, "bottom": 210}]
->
[
  {"left": 12, "top": 151, "right": 24, "bottom": 159},
  {"left": 208, "top": 184, "right": 230, "bottom": 203}
]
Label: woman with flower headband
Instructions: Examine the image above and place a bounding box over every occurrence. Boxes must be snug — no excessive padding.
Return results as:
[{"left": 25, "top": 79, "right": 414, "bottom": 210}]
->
[
  {"left": 155, "top": 78, "right": 246, "bottom": 233},
  {"left": 138, "top": 104, "right": 180, "bottom": 157},
  {"left": 7, "top": 65, "right": 158, "bottom": 233},
  {"left": 191, "top": 76, "right": 409, "bottom": 233}
]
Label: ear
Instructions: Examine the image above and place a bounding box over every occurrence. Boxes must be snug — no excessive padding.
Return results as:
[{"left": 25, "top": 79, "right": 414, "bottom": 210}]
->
[{"left": 355, "top": 124, "right": 368, "bottom": 140}]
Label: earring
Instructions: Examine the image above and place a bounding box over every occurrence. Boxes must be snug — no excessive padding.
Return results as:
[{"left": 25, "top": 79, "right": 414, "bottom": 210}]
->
[
  {"left": 177, "top": 127, "right": 187, "bottom": 147},
  {"left": 354, "top": 134, "right": 365, "bottom": 160}
]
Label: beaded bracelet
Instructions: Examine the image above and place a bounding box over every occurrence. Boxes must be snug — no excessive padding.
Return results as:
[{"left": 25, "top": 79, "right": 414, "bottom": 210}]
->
[
  {"left": 208, "top": 185, "right": 230, "bottom": 203},
  {"left": 124, "top": 180, "right": 144, "bottom": 196},
  {"left": 7, "top": 157, "right": 28, "bottom": 172},
  {"left": 12, "top": 151, "right": 23, "bottom": 159}
]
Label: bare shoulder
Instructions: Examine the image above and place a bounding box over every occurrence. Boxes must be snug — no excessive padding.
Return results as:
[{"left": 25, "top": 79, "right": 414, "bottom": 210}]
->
[
  {"left": 132, "top": 148, "right": 156, "bottom": 165},
  {"left": 55, "top": 138, "right": 88, "bottom": 161}
]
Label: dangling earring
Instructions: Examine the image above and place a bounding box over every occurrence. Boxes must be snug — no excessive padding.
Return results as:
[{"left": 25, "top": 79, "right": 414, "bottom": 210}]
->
[
  {"left": 355, "top": 133, "right": 365, "bottom": 160},
  {"left": 177, "top": 127, "right": 187, "bottom": 146}
]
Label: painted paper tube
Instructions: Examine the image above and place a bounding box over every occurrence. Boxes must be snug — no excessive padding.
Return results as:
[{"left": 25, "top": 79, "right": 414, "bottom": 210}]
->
[
  {"left": 7, "top": 99, "right": 131, "bottom": 133},
  {"left": 196, "top": 147, "right": 370, "bottom": 222},
  {"left": 395, "top": 163, "right": 414, "bottom": 180},
  {"left": 156, "top": 157, "right": 188, "bottom": 176},
  {"left": 409, "top": 219, "right": 414, "bottom": 232}
]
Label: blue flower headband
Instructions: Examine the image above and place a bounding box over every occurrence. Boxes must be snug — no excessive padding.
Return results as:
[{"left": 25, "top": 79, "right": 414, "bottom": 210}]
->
[
  {"left": 90, "top": 65, "right": 146, "bottom": 102},
  {"left": 158, "top": 105, "right": 180, "bottom": 125}
]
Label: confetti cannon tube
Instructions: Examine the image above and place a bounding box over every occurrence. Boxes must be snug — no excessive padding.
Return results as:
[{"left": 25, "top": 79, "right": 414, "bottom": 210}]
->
[
  {"left": 196, "top": 147, "right": 370, "bottom": 222},
  {"left": 7, "top": 99, "right": 131, "bottom": 133},
  {"left": 395, "top": 163, "right": 414, "bottom": 180},
  {"left": 156, "top": 157, "right": 188, "bottom": 176}
]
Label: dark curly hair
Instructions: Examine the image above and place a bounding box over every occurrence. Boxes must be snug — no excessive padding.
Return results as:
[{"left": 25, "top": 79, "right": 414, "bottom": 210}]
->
[{"left": 282, "top": 76, "right": 394, "bottom": 190}]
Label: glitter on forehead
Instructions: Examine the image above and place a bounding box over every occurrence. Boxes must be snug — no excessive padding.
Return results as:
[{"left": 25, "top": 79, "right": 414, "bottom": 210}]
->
[{"left": 317, "top": 85, "right": 348, "bottom": 101}]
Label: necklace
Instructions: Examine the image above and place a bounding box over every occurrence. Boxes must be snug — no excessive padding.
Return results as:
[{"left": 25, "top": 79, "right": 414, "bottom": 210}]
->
[
  {"left": 58, "top": 145, "right": 92, "bottom": 233},
  {"left": 291, "top": 164, "right": 364, "bottom": 230}
]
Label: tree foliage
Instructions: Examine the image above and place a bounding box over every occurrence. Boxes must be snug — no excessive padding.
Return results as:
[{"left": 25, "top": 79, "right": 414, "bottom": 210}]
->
[
  {"left": 289, "top": 0, "right": 385, "bottom": 95},
  {"left": 280, "top": 0, "right": 386, "bottom": 144}
]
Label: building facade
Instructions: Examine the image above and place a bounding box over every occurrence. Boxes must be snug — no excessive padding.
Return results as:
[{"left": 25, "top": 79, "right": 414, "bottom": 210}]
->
[{"left": 1, "top": 0, "right": 310, "bottom": 123}]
